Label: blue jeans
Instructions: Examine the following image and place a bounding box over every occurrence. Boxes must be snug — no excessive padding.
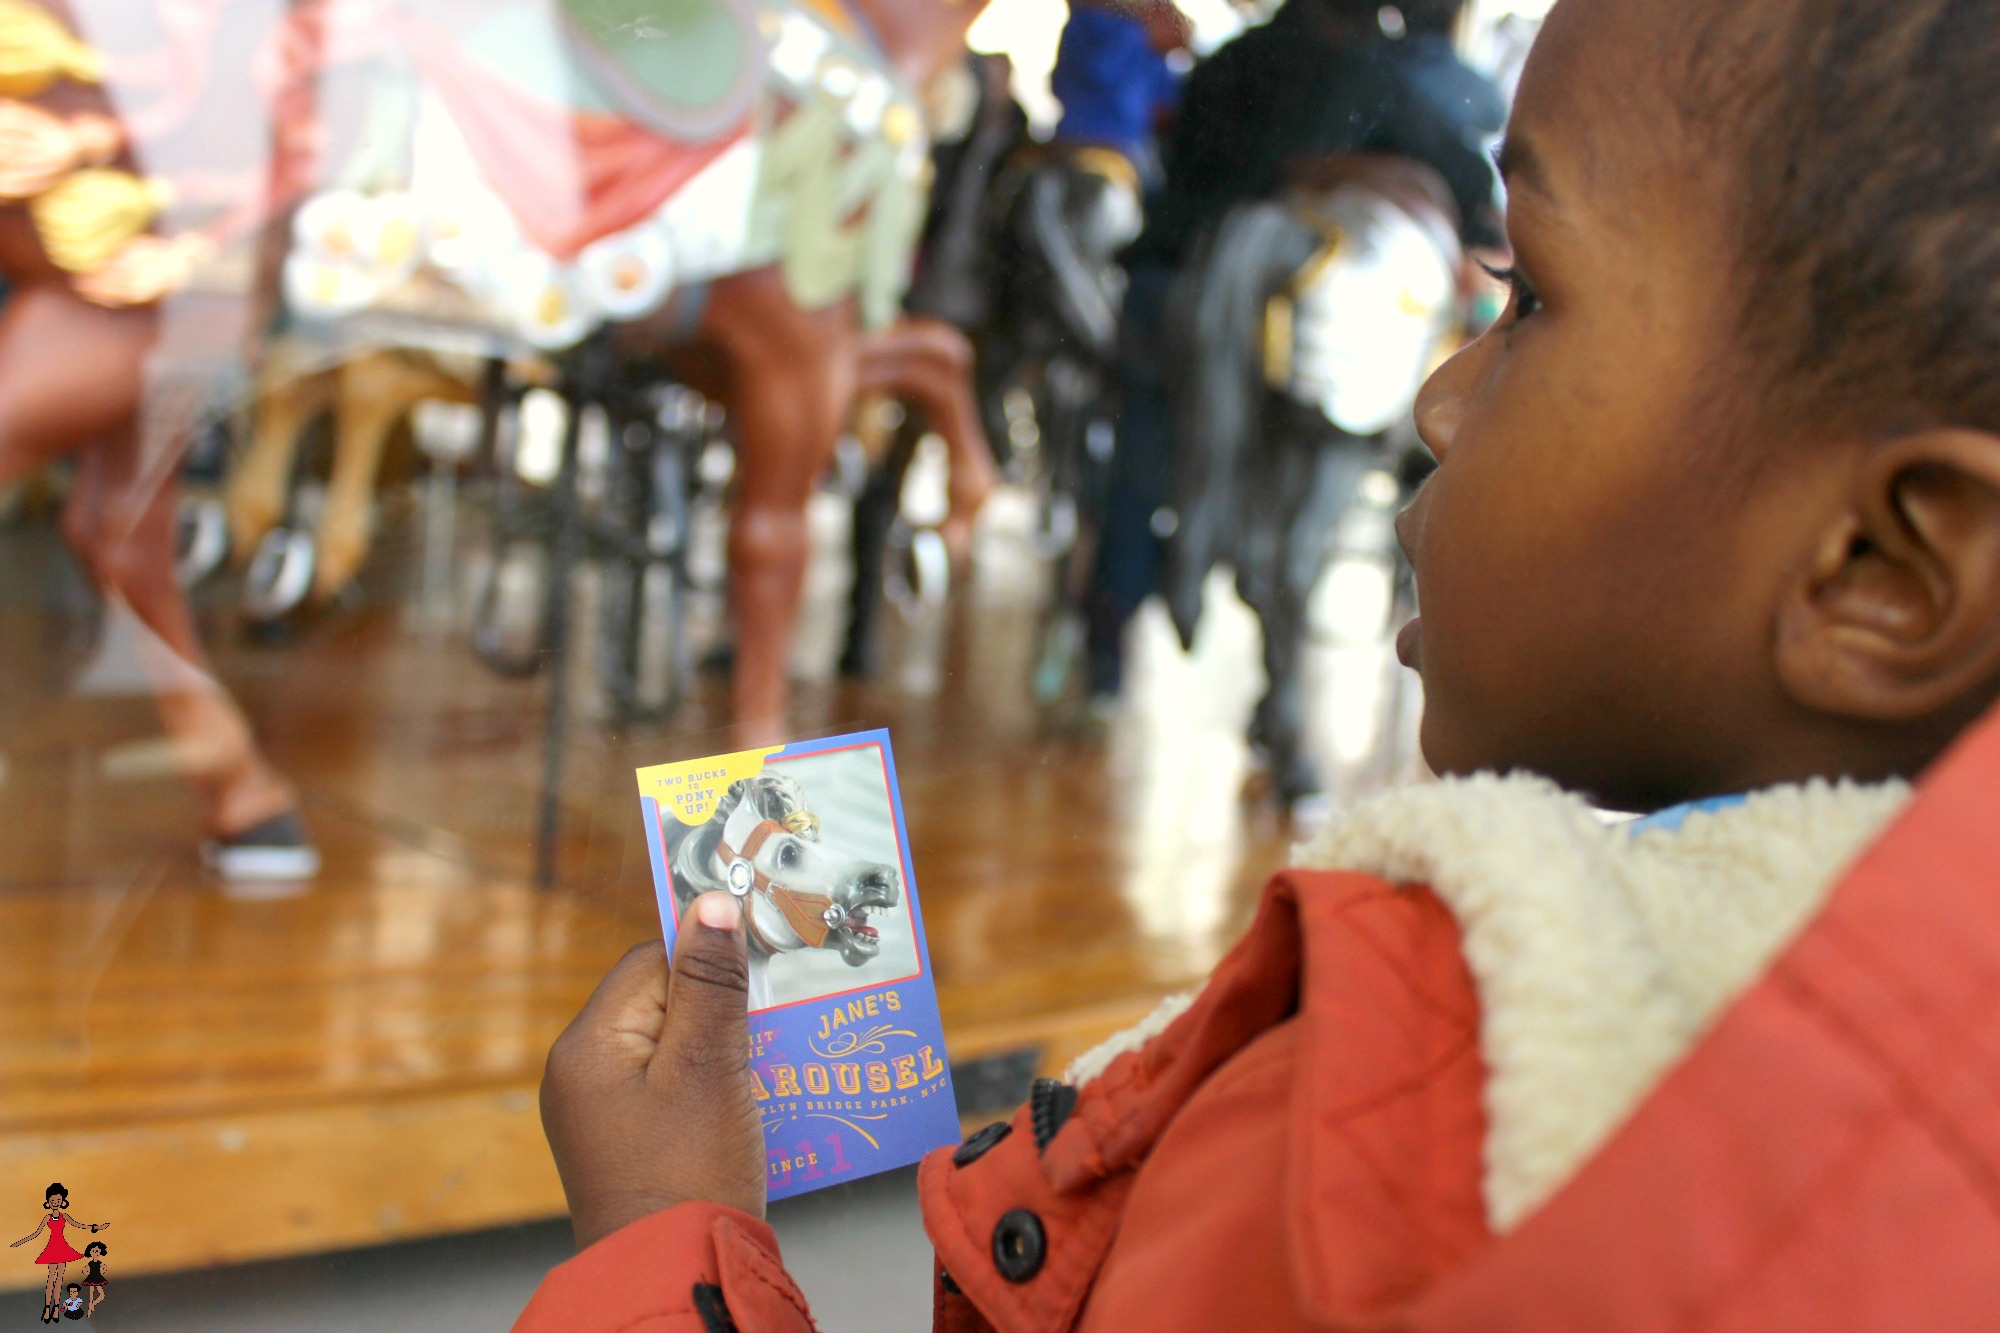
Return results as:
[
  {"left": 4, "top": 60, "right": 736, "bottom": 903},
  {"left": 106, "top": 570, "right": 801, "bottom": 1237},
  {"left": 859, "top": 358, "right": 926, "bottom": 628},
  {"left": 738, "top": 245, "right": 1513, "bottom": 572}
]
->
[{"left": 1087, "top": 263, "right": 1175, "bottom": 695}]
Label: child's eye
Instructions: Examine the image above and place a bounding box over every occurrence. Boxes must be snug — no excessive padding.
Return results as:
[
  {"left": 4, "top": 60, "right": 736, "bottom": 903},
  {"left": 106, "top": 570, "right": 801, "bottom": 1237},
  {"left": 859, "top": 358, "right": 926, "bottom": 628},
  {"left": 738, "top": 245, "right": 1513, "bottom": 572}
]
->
[{"left": 1479, "top": 261, "right": 1543, "bottom": 321}]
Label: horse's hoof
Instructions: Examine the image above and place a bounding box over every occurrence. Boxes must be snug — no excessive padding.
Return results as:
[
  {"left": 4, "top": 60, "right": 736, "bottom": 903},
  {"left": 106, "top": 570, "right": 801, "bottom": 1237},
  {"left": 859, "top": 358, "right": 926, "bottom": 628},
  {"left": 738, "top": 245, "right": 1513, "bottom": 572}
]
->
[
  {"left": 314, "top": 544, "right": 367, "bottom": 603},
  {"left": 175, "top": 496, "right": 230, "bottom": 589},
  {"left": 242, "top": 527, "right": 316, "bottom": 622}
]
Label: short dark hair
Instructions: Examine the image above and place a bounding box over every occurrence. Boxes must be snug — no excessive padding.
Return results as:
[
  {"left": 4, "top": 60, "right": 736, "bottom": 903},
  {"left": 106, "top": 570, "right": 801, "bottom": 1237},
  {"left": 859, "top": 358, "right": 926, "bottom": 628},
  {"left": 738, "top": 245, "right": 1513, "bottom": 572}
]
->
[
  {"left": 1397, "top": 0, "right": 1465, "bottom": 36},
  {"left": 1318, "top": 0, "right": 1465, "bottom": 36},
  {"left": 44, "top": 1183, "right": 65, "bottom": 1203},
  {"left": 1732, "top": 0, "right": 2000, "bottom": 438},
  {"left": 84, "top": 1242, "right": 106, "bottom": 1258}
]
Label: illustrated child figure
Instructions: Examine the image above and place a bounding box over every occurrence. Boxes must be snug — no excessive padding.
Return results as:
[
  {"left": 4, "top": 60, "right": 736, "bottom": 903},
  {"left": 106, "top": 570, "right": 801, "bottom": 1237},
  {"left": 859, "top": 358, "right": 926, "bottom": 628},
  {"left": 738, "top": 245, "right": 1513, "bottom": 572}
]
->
[
  {"left": 521, "top": 0, "right": 2000, "bottom": 1325},
  {"left": 11, "top": 1185, "right": 107, "bottom": 1326},
  {"left": 58, "top": 1284, "right": 83, "bottom": 1321},
  {"left": 80, "top": 1242, "right": 107, "bottom": 1318}
]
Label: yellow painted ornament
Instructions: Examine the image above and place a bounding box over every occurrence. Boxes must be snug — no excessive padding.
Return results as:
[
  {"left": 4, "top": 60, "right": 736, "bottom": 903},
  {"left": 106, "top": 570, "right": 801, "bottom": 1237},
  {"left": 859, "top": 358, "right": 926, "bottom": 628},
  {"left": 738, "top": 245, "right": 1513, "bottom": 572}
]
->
[
  {"left": 72, "top": 232, "right": 211, "bottom": 307},
  {"left": 0, "top": 0, "right": 102, "bottom": 98},
  {"left": 0, "top": 100, "right": 119, "bottom": 198},
  {"left": 30, "top": 168, "right": 171, "bottom": 274}
]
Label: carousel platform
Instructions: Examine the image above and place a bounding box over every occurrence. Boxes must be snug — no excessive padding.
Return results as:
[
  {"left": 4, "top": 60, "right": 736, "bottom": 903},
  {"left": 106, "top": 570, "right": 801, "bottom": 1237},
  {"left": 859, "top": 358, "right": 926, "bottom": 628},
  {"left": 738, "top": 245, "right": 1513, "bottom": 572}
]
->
[{"left": 0, "top": 491, "right": 1409, "bottom": 1285}]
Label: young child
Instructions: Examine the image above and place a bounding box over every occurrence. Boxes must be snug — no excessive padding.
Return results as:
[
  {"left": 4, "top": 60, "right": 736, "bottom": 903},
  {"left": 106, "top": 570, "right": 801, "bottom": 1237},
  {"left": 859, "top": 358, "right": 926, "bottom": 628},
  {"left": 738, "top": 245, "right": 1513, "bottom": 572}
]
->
[
  {"left": 521, "top": 0, "right": 2000, "bottom": 1327},
  {"left": 79, "top": 1241, "right": 107, "bottom": 1319}
]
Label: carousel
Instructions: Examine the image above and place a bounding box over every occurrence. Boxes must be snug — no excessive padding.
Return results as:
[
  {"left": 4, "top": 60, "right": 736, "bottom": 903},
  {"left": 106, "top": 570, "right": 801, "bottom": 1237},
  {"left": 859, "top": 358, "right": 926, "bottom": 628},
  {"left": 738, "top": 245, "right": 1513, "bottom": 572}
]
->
[{"left": 0, "top": 0, "right": 1534, "bottom": 1291}]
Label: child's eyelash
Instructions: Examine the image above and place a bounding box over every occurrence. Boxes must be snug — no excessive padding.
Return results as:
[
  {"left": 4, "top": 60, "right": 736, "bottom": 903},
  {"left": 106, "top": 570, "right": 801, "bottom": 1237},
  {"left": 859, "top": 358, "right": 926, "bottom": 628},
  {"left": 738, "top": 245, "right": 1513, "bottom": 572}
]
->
[{"left": 1478, "top": 260, "right": 1539, "bottom": 315}]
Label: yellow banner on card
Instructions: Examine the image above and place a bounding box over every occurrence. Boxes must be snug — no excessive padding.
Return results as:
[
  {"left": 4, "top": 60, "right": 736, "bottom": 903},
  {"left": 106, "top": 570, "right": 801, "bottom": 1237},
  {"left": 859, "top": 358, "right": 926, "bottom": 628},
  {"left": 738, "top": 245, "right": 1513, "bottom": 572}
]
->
[{"left": 636, "top": 746, "right": 782, "bottom": 827}]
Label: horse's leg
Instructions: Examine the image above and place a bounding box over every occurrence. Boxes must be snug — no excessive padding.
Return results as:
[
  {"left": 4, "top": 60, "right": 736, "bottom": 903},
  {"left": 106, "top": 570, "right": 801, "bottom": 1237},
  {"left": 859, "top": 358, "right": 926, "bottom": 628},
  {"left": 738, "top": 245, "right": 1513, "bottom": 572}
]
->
[
  {"left": 855, "top": 316, "right": 997, "bottom": 566},
  {"left": 314, "top": 353, "right": 467, "bottom": 601},
  {"left": 1242, "top": 424, "right": 1328, "bottom": 810},
  {"left": 226, "top": 342, "right": 331, "bottom": 563},
  {"left": 702, "top": 274, "right": 859, "bottom": 736}
]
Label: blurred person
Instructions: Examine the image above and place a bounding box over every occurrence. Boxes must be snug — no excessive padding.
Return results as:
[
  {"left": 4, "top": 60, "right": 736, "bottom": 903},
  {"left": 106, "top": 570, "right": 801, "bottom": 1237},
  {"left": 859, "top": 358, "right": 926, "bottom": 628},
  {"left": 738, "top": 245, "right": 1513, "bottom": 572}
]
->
[
  {"left": 1049, "top": 0, "right": 1189, "bottom": 175},
  {"left": 525, "top": 0, "right": 2000, "bottom": 1326},
  {"left": 968, "top": 1, "right": 1188, "bottom": 703},
  {"left": 1089, "top": 0, "right": 1502, "bottom": 700}
]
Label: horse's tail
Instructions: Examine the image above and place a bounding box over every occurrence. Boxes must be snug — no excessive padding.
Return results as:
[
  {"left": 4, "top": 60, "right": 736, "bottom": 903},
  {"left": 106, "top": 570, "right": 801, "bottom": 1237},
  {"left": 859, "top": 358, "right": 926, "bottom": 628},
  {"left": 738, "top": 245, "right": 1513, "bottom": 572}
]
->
[{"left": 1159, "top": 202, "right": 1323, "bottom": 650}]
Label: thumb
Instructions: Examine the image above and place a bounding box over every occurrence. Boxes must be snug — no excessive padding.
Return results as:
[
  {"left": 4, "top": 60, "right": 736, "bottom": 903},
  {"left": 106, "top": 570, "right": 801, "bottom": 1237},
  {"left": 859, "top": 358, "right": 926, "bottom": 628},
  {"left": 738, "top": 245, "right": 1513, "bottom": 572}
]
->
[{"left": 656, "top": 892, "right": 753, "bottom": 1078}]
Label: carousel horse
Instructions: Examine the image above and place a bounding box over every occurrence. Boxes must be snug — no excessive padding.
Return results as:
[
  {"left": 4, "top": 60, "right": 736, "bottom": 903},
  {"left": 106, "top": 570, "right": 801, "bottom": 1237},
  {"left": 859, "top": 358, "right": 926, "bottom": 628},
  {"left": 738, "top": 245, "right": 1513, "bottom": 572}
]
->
[
  {"left": 659, "top": 769, "right": 901, "bottom": 1009},
  {"left": 223, "top": 342, "right": 479, "bottom": 616},
  {"left": 7, "top": 0, "right": 998, "bottom": 767},
  {"left": 845, "top": 67, "right": 1149, "bottom": 683},
  {"left": 1160, "top": 156, "right": 1461, "bottom": 808},
  {"left": 251, "top": 0, "right": 998, "bottom": 728}
]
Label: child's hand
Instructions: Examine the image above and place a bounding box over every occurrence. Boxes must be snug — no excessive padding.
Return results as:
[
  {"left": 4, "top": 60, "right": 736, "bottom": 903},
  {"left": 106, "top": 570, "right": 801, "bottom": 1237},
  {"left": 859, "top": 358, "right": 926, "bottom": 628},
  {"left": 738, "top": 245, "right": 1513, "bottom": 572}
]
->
[{"left": 540, "top": 893, "right": 767, "bottom": 1248}]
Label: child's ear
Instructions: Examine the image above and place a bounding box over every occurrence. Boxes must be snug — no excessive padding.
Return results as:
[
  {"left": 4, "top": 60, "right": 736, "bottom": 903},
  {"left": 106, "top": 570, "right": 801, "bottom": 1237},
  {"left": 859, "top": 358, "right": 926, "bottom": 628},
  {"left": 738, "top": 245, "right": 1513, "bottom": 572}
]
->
[{"left": 1776, "top": 429, "right": 2000, "bottom": 722}]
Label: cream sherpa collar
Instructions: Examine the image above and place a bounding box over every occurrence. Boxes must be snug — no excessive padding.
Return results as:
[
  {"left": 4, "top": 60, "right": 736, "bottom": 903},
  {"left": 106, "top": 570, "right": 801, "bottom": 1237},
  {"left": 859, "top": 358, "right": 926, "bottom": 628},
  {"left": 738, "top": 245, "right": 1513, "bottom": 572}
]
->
[
  {"left": 1296, "top": 774, "right": 1911, "bottom": 1230},
  {"left": 1070, "top": 774, "right": 1911, "bottom": 1235}
]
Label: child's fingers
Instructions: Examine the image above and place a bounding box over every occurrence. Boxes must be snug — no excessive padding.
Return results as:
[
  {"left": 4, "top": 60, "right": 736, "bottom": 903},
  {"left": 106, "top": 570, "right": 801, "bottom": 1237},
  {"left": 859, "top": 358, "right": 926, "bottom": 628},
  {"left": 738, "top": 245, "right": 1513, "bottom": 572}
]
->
[{"left": 561, "top": 939, "right": 671, "bottom": 1058}]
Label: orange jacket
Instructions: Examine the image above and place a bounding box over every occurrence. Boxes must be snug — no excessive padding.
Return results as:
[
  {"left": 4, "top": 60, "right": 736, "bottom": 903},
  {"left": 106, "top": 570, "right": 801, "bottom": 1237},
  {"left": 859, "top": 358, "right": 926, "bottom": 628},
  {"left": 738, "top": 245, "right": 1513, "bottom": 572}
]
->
[{"left": 519, "top": 706, "right": 2000, "bottom": 1331}]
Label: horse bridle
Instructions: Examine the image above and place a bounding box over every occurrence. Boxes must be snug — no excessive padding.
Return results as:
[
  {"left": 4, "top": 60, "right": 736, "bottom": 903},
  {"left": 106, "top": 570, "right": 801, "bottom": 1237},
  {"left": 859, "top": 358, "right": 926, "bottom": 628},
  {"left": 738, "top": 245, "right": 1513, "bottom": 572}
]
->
[{"left": 720, "top": 817, "right": 848, "bottom": 952}]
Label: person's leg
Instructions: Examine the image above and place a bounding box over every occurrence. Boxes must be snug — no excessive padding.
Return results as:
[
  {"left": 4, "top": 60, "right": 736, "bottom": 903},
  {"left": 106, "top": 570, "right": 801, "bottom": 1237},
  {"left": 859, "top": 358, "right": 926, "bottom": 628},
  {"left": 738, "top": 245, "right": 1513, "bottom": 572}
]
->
[
  {"left": 1086, "top": 263, "right": 1175, "bottom": 697},
  {"left": 853, "top": 316, "right": 997, "bottom": 566},
  {"left": 838, "top": 417, "right": 920, "bottom": 679},
  {"left": 69, "top": 433, "right": 301, "bottom": 839},
  {"left": 0, "top": 285, "right": 151, "bottom": 488},
  {"left": 0, "top": 277, "right": 304, "bottom": 847}
]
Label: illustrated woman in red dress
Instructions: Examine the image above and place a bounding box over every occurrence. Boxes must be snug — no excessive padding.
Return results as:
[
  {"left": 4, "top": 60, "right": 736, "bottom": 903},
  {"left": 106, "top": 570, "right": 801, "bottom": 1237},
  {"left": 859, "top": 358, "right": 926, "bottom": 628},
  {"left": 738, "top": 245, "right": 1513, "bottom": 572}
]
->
[{"left": 10, "top": 1184, "right": 107, "bottom": 1325}]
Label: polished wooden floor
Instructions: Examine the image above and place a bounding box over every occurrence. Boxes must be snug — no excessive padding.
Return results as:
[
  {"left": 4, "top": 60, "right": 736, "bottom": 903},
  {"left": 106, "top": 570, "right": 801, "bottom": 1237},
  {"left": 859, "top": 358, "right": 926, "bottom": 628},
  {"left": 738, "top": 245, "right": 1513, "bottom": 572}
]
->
[{"left": 0, "top": 483, "right": 1419, "bottom": 1284}]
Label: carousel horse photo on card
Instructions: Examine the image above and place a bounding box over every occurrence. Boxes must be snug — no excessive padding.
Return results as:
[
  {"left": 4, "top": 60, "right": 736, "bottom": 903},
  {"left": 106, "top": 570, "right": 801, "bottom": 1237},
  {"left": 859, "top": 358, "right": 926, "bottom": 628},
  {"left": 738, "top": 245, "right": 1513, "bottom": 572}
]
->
[{"left": 659, "top": 767, "right": 906, "bottom": 1010}]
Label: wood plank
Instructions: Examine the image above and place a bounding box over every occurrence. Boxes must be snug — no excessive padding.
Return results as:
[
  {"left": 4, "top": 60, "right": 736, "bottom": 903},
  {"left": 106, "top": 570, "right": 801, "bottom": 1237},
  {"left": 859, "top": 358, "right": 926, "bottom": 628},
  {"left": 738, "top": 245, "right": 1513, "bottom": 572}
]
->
[
  {"left": 1, "top": 1087, "right": 562, "bottom": 1284},
  {"left": 0, "top": 497, "right": 1413, "bottom": 1286}
]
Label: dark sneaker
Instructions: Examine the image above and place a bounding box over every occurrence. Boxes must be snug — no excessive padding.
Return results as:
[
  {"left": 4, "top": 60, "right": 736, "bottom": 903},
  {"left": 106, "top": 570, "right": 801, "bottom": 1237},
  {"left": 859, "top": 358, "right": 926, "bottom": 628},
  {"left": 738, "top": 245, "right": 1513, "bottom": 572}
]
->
[{"left": 201, "top": 811, "right": 321, "bottom": 881}]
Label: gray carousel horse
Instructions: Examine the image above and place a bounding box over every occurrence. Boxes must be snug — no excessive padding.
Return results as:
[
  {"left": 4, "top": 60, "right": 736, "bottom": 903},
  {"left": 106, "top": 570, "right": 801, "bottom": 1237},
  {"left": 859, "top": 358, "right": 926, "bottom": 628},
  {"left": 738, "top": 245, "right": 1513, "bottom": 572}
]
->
[
  {"left": 660, "top": 770, "right": 901, "bottom": 1009},
  {"left": 1161, "top": 156, "right": 1461, "bottom": 808}
]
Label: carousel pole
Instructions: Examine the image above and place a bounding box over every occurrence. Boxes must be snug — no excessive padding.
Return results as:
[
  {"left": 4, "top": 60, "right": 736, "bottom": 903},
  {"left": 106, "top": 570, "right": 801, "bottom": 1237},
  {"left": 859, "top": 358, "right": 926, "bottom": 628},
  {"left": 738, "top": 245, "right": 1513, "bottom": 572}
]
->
[{"left": 534, "top": 332, "right": 613, "bottom": 888}]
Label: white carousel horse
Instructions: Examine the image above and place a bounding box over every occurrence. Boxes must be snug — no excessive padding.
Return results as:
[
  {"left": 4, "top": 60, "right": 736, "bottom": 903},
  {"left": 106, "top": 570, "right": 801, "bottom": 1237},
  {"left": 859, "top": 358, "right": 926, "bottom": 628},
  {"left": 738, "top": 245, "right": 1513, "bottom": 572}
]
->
[{"left": 662, "top": 770, "right": 900, "bottom": 1009}]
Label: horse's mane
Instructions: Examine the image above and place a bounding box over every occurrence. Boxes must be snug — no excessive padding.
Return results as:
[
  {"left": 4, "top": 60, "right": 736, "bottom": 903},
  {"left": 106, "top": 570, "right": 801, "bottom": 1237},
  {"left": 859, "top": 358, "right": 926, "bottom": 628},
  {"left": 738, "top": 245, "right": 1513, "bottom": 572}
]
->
[{"left": 711, "top": 771, "right": 816, "bottom": 831}]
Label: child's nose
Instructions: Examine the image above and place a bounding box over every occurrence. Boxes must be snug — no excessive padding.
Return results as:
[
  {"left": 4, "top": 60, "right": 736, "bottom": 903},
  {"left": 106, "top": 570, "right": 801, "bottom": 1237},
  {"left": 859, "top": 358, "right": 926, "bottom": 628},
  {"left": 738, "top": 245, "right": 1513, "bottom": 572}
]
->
[{"left": 1415, "top": 343, "right": 1480, "bottom": 462}]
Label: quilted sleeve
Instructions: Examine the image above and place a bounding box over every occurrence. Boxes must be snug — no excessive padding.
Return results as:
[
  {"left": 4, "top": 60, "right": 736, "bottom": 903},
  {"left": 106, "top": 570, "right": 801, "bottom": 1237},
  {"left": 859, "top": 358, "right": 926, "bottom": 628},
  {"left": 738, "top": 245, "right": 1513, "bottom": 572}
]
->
[{"left": 514, "top": 1204, "right": 818, "bottom": 1332}]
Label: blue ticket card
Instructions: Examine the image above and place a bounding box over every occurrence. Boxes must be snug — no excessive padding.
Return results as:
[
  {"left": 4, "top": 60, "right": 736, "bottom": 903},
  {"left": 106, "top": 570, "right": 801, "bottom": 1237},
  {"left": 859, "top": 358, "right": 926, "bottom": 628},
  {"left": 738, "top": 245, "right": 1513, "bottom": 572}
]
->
[{"left": 636, "top": 729, "right": 958, "bottom": 1202}]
